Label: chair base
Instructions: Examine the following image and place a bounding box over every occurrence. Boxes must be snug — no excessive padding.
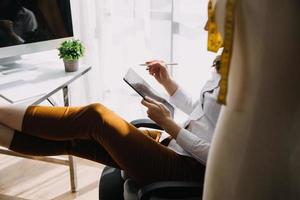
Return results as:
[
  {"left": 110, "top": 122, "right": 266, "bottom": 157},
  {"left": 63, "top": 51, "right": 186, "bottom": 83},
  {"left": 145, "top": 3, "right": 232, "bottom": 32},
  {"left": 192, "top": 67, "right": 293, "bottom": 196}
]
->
[{"left": 99, "top": 166, "right": 125, "bottom": 200}]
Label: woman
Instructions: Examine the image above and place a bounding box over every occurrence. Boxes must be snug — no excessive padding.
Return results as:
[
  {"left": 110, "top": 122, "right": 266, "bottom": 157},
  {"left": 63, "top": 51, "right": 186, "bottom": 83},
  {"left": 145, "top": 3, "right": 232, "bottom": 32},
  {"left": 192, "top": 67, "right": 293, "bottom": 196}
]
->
[{"left": 0, "top": 58, "right": 221, "bottom": 186}]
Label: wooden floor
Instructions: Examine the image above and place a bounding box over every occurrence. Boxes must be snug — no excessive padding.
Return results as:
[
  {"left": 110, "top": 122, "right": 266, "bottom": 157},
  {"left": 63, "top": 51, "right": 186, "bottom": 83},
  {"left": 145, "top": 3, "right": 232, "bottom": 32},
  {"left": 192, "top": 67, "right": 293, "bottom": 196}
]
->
[{"left": 0, "top": 154, "right": 104, "bottom": 200}]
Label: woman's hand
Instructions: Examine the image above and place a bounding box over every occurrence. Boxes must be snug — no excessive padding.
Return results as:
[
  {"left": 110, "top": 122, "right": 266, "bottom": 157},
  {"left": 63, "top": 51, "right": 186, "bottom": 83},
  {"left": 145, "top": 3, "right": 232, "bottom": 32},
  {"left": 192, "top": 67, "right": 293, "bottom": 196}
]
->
[
  {"left": 141, "top": 96, "right": 172, "bottom": 125},
  {"left": 141, "top": 97, "right": 181, "bottom": 138},
  {"left": 145, "top": 60, "right": 178, "bottom": 96},
  {"left": 145, "top": 60, "right": 171, "bottom": 85}
]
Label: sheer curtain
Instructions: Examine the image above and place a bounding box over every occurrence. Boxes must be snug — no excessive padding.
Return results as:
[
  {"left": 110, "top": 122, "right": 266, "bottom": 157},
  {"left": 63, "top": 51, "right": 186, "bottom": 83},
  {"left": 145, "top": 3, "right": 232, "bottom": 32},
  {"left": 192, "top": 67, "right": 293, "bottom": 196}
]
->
[{"left": 70, "top": 0, "right": 217, "bottom": 120}]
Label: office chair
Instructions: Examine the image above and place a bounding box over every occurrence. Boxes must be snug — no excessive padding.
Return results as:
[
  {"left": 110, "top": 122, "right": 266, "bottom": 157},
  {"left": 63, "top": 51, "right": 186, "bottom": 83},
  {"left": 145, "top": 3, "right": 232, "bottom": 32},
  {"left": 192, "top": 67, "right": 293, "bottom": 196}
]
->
[{"left": 99, "top": 119, "right": 203, "bottom": 200}]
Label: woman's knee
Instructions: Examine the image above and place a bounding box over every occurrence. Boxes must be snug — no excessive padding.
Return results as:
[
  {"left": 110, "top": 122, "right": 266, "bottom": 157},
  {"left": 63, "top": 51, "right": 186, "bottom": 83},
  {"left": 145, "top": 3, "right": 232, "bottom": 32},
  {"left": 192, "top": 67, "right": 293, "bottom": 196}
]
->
[
  {"left": 82, "top": 103, "right": 116, "bottom": 131},
  {"left": 84, "top": 103, "right": 106, "bottom": 123},
  {"left": 81, "top": 103, "right": 127, "bottom": 139},
  {"left": 71, "top": 103, "right": 106, "bottom": 139}
]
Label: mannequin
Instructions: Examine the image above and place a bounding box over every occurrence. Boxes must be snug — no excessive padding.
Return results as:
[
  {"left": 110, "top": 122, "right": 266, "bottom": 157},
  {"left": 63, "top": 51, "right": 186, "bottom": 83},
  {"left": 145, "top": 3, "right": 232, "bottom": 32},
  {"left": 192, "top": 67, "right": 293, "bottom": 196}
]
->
[{"left": 204, "top": 0, "right": 300, "bottom": 199}]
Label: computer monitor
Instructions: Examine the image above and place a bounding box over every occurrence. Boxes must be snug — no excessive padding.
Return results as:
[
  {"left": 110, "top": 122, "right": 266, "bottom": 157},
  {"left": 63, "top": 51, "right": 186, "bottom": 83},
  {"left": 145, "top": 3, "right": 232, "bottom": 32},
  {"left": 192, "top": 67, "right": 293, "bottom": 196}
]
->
[{"left": 0, "top": 0, "right": 73, "bottom": 65}]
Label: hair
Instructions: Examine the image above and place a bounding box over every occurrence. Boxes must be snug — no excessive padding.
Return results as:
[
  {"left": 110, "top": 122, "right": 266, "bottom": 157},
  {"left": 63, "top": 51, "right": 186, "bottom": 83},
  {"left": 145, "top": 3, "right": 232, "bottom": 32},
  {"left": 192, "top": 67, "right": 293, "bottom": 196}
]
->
[
  {"left": 215, "top": 61, "right": 221, "bottom": 72},
  {"left": 213, "top": 55, "right": 221, "bottom": 72},
  {"left": 0, "top": 0, "right": 23, "bottom": 21}
]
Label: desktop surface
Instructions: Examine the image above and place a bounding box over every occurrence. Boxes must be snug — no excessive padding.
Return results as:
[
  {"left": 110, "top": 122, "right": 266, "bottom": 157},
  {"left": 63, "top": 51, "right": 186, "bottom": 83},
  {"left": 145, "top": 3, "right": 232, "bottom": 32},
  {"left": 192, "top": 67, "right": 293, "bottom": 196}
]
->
[{"left": 0, "top": 62, "right": 91, "bottom": 104}]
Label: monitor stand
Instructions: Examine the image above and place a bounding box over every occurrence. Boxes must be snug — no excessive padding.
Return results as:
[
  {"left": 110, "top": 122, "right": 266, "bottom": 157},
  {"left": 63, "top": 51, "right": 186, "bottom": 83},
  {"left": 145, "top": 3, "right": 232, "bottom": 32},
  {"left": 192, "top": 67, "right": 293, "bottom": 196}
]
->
[{"left": 0, "top": 56, "right": 37, "bottom": 75}]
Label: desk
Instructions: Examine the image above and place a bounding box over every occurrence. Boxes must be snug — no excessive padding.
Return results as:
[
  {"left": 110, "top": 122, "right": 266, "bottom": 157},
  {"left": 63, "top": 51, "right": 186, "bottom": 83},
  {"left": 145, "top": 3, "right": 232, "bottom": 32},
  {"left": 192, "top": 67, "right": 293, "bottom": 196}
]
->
[{"left": 0, "top": 62, "right": 92, "bottom": 192}]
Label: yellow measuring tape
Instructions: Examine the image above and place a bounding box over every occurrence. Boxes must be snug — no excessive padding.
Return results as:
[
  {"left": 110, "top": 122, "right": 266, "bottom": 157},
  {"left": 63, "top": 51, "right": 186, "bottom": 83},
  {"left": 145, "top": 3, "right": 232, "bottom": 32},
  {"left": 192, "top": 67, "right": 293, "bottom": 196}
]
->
[
  {"left": 207, "top": 0, "right": 237, "bottom": 105},
  {"left": 207, "top": 0, "right": 223, "bottom": 52}
]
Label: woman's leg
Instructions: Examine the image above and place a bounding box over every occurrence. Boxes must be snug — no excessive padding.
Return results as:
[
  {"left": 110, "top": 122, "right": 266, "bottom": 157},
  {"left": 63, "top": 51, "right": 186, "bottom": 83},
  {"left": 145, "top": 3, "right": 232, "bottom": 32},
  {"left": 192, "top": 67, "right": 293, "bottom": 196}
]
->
[
  {"left": 1, "top": 104, "right": 107, "bottom": 141},
  {"left": 9, "top": 131, "right": 120, "bottom": 168},
  {"left": 0, "top": 120, "right": 119, "bottom": 167},
  {"left": 0, "top": 103, "right": 204, "bottom": 184},
  {"left": 14, "top": 103, "right": 205, "bottom": 184}
]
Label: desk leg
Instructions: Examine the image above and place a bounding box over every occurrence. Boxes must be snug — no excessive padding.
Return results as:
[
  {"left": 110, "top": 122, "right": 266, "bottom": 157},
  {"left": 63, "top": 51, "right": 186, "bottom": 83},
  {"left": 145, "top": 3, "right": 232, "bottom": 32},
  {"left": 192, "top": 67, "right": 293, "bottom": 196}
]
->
[
  {"left": 68, "top": 155, "right": 78, "bottom": 193},
  {"left": 47, "top": 97, "right": 58, "bottom": 106},
  {"left": 63, "top": 86, "right": 78, "bottom": 193}
]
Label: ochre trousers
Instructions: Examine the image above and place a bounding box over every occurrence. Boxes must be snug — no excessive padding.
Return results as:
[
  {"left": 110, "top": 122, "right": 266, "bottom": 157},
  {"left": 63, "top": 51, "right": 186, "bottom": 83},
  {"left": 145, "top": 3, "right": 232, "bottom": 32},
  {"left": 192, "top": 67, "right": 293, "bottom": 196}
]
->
[{"left": 9, "top": 103, "right": 205, "bottom": 185}]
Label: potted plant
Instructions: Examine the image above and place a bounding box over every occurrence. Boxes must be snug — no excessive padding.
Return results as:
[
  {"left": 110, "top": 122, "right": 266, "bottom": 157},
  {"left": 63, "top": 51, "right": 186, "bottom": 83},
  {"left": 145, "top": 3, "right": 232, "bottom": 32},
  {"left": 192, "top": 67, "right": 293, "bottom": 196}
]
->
[{"left": 58, "top": 39, "right": 85, "bottom": 72}]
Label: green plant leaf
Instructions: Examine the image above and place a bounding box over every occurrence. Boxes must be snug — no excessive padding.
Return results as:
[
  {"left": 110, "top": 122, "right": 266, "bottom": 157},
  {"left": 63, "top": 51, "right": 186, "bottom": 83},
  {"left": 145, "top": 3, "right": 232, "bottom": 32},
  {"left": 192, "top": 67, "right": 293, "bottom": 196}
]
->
[{"left": 58, "top": 39, "right": 85, "bottom": 60}]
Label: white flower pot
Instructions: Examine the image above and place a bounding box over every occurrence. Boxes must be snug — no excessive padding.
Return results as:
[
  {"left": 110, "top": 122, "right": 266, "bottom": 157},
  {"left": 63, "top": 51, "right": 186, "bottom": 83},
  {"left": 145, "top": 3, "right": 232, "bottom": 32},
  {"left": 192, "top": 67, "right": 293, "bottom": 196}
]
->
[{"left": 63, "top": 59, "right": 79, "bottom": 72}]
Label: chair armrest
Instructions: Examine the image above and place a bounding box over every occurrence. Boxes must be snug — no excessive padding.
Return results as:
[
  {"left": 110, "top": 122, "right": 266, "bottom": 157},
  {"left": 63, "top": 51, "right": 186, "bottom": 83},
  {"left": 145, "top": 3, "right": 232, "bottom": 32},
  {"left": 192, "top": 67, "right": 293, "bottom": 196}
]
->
[
  {"left": 131, "top": 119, "right": 163, "bottom": 130},
  {"left": 138, "top": 181, "right": 202, "bottom": 200}
]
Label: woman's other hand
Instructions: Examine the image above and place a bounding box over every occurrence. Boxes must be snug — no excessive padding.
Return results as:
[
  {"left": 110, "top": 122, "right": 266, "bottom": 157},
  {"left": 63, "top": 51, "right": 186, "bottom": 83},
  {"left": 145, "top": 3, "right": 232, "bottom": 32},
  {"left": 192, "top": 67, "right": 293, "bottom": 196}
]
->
[
  {"left": 141, "top": 96, "right": 172, "bottom": 124},
  {"left": 141, "top": 97, "right": 180, "bottom": 138}
]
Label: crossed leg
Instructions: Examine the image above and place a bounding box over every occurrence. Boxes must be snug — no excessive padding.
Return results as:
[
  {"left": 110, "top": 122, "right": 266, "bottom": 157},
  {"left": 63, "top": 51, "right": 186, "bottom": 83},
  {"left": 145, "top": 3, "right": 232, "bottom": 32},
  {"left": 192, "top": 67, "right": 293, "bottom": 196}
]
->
[
  {"left": 0, "top": 103, "right": 205, "bottom": 185},
  {"left": 10, "top": 131, "right": 120, "bottom": 168}
]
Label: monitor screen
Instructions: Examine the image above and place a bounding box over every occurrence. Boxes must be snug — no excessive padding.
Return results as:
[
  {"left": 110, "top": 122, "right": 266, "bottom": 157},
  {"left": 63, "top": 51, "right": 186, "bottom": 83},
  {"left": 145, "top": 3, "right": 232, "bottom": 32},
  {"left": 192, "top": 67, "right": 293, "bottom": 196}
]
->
[{"left": 0, "top": 0, "right": 73, "bottom": 58}]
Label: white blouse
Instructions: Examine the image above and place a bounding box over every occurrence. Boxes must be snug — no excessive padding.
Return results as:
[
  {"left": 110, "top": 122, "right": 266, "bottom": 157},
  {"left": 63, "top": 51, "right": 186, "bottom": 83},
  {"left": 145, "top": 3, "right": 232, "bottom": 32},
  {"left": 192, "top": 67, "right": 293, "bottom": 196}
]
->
[{"left": 162, "top": 72, "right": 221, "bottom": 164}]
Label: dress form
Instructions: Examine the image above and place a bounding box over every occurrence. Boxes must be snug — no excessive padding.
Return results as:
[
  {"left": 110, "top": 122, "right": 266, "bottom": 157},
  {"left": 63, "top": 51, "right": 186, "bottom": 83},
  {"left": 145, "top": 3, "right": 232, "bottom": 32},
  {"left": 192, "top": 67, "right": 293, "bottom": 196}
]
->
[{"left": 204, "top": 1, "right": 300, "bottom": 199}]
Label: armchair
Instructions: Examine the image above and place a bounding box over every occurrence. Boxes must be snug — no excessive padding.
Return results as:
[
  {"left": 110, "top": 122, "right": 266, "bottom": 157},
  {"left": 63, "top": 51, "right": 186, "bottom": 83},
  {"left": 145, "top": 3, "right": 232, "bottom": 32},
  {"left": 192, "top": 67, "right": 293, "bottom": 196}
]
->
[{"left": 99, "top": 119, "right": 203, "bottom": 200}]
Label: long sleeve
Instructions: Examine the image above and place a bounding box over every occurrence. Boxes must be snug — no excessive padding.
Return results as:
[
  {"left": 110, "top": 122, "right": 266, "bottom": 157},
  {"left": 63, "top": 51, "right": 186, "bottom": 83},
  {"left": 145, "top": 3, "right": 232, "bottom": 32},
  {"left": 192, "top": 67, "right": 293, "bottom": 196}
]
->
[
  {"left": 169, "top": 87, "right": 198, "bottom": 115},
  {"left": 166, "top": 72, "right": 221, "bottom": 163},
  {"left": 176, "top": 128, "right": 210, "bottom": 164},
  {"left": 174, "top": 88, "right": 221, "bottom": 163}
]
